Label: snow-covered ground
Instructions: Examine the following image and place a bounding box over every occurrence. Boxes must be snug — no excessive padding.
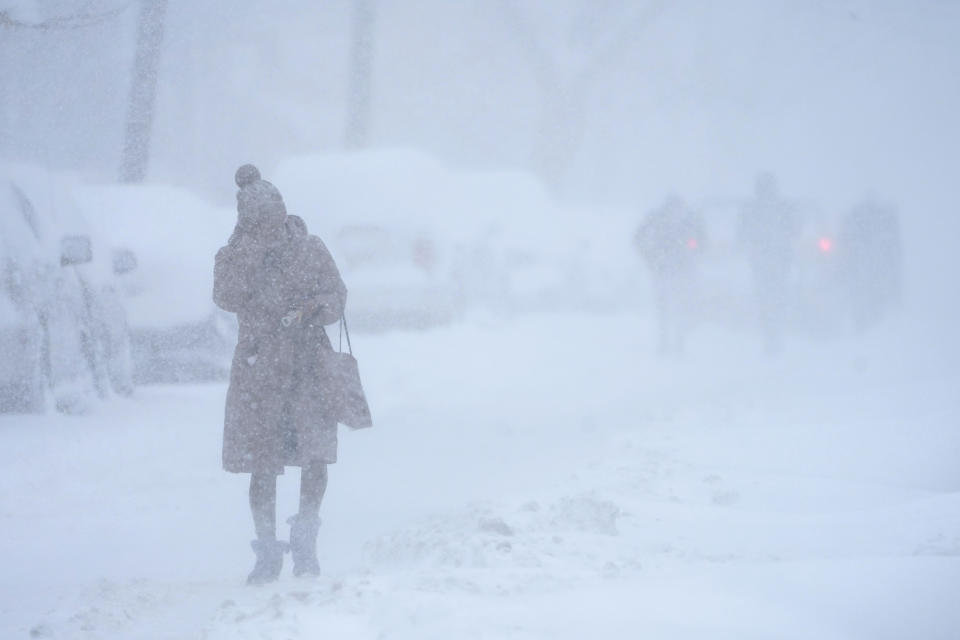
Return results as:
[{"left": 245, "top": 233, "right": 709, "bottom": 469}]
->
[{"left": 1, "top": 312, "right": 958, "bottom": 639}]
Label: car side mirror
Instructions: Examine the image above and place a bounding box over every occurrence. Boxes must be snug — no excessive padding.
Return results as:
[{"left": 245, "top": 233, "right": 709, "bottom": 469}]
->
[
  {"left": 61, "top": 235, "right": 93, "bottom": 267},
  {"left": 112, "top": 248, "right": 138, "bottom": 275}
]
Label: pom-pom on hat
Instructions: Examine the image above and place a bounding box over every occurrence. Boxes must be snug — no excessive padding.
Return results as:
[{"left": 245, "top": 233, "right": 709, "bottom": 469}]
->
[{"left": 235, "top": 164, "right": 261, "bottom": 188}]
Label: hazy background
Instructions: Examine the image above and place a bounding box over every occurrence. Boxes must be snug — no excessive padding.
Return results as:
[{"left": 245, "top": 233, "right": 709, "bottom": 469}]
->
[{"left": 2, "top": 0, "right": 958, "bottom": 335}]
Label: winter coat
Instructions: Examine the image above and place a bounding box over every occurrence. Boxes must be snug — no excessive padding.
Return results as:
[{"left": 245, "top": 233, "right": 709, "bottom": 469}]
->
[
  {"left": 214, "top": 214, "right": 347, "bottom": 475},
  {"left": 634, "top": 202, "right": 705, "bottom": 278},
  {"left": 737, "top": 196, "right": 800, "bottom": 282}
]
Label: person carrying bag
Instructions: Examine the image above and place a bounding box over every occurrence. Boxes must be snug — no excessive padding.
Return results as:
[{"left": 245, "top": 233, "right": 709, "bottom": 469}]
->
[{"left": 213, "top": 164, "right": 371, "bottom": 585}]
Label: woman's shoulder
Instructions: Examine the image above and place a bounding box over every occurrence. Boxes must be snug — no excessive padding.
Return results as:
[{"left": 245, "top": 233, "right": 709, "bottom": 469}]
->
[
  {"left": 299, "top": 231, "right": 327, "bottom": 251},
  {"left": 282, "top": 215, "right": 337, "bottom": 263},
  {"left": 285, "top": 215, "right": 309, "bottom": 237},
  {"left": 299, "top": 232, "right": 336, "bottom": 267}
]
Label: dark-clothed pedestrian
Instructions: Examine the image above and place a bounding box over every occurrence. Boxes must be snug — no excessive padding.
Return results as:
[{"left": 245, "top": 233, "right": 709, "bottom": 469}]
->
[
  {"left": 738, "top": 172, "right": 800, "bottom": 354},
  {"left": 634, "top": 195, "right": 705, "bottom": 355},
  {"left": 839, "top": 197, "right": 901, "bottom": 331},
  {"left": 213, "top": 164, "right": 347, "bottom": 584}
]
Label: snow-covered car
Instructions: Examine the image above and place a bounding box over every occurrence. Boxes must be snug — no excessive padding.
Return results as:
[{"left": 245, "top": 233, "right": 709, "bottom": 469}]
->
[
  {"left": 331, "top": 223, "right": 461, "bottom": 330},
  {"left": 274, "top": 149, "right": 622, "bottom": 326},
  {"left": 275, "top": 151, "right": 471, "bottom": 330},
  {"left": 0, "top": 164, "right": 133, "bottom": 414},
  {"left": 73, "top": 184, "right": 238, "bottom": 384}
]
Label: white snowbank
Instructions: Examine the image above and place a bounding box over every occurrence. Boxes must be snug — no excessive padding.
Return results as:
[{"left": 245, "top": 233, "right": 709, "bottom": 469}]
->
[{"left": 1, "top": 313, "right": 957, "bottom": 639}]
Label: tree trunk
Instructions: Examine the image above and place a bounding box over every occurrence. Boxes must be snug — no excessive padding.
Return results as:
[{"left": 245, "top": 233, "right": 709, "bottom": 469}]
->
[
  {"left": 343, "top": 0, "right": 377, "bottom": 149},
  {"left": 119, "top": 0, "right": 167, "bottom": 183}
]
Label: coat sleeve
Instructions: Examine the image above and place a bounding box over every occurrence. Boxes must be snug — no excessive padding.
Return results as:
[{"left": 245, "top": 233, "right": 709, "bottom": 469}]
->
[
  {"left": 213, "top": 238, "right": 256, "bottom": 312},
  {"left": 308, "top": 237, "right": 347, "bottom": 326}
]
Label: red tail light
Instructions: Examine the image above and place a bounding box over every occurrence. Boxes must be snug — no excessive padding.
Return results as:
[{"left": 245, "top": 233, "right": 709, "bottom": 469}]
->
[
  {"left": 818, "top": 237, "right": 833, "bottom": 253},
  {"left": 687, "top": 238, "right": 699, "bottom": 250}
]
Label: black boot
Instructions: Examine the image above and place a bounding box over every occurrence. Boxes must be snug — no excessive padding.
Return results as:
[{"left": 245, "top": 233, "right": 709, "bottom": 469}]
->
[
  {"left": 246, "top": 538, "right": 288, "bottom": 585},
  {"left": 288, "top": 514, "right": 321, "bottom": 577}
]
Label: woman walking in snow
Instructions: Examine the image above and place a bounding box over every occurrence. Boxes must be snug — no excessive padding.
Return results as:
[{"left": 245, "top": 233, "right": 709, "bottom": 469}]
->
[{"left": 213, "top": 164, "right": 347, "bottom": 584}]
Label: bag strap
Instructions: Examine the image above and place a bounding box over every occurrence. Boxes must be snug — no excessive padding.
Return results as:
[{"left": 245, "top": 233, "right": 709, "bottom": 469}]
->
[{"left": 339, "top": 313, "right": 353, "bottom": 356}]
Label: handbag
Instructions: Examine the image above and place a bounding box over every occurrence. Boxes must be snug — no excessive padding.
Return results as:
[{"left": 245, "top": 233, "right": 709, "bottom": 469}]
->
[{"left": 326, "top": 313, "right": 373, "bottom": 429}]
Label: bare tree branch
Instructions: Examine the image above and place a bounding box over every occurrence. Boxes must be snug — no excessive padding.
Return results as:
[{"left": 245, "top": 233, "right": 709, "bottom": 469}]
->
[
  {"left": 119, "top": 0, "right": 168, "bottom": 183},
  {"left": 573, "top": 0, "right": 667, "bottom": 91},
  {"left": 498, "top": 0, "right": 666, "bottom": 93},
  {"left": 497, "top": 1, "right": 668, "bottom": 188},
  {"left": 496, "top": 0, "right": 560, "bottom": 93},
  {"left": 0, "top": 2, "right": 133, "bottom": 31}
]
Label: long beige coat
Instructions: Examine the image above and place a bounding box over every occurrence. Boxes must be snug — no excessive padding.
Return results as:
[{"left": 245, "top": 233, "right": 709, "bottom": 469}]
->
[{"left": 214, "top": 215, "right": 347, "bottom": 474}]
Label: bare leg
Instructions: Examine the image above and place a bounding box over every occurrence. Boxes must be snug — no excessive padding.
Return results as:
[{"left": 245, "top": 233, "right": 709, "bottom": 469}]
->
[
  {"left": 290, "top": 461, "right": 327, "bottom": 577},
  {"left": 299, "top": 461, "right": 328, "bottom": 519},
  {"left": 655, "top": 280, "right": 670, "bottom": 356},
  {"left": 246, "top": 472, "right": 285, "bottom": 585},
  {"left": 249, "top": 472, "right": 277, "bottom": 540}
]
